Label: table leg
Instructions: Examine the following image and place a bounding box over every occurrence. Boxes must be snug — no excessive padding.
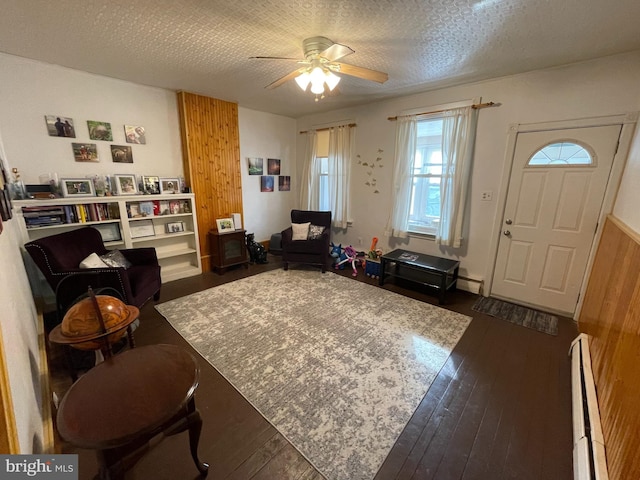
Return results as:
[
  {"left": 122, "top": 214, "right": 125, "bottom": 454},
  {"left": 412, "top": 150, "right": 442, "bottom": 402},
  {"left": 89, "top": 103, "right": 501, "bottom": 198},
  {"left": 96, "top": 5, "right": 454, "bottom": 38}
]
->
[
  {"left": 379, "top": 259, "right": 386, "bottom": 286},
  {"left": 187, "top": 408, "right": 209, "bottom": 475},
  {"left": 439, "top": 272, "right": 447, "bottom": 304}
]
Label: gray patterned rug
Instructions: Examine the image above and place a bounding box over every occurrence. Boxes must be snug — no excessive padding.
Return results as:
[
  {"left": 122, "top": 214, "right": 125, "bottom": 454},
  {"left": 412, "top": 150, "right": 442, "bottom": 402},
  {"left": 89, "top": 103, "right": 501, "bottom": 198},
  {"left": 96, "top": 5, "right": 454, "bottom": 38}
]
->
[
  {"left": 156, "top": 269, "right": 471, "bottom": 480},
  {"left": 471, "top": 296, "right": 558, "bottom": 335}
]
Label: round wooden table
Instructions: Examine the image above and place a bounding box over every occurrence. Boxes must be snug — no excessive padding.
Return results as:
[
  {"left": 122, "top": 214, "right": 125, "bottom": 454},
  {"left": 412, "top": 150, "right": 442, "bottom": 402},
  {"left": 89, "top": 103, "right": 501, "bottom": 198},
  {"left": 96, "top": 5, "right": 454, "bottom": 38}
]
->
[{"left": 57, "top": 344, "right": 209, "bottom": 479}]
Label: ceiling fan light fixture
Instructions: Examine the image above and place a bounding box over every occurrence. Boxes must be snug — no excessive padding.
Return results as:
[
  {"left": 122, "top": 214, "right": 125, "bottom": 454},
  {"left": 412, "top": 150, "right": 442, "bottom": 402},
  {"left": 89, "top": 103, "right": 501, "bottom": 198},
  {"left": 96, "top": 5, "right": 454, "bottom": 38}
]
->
[
  {"left": 325, "top": 71, "right": 340, "bottom": 91},
  {"left": 295, "top": 71, "right": 311, "bottom": 91}
]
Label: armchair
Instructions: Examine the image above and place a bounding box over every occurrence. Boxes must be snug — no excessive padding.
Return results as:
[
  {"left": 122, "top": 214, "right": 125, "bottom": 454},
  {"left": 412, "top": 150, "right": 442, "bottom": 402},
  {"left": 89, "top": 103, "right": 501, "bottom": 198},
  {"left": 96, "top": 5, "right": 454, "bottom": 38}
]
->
[
  {"left": 281, "top": 210, "right": 332, "bottom": 273},
  {"left": 24, "top": 227, "right": 161, "bottom": 312}
]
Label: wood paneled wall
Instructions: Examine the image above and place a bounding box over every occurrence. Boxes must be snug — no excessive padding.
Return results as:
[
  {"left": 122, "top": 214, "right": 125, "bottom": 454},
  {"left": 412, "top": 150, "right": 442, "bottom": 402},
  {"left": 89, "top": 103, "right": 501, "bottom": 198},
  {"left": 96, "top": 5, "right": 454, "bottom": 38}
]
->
[
  {"left": 177, "top": 92, "right": 243, "bottom": 272},
  {"left": 578, "top": 215, "right": 640, "bottom": 480}
]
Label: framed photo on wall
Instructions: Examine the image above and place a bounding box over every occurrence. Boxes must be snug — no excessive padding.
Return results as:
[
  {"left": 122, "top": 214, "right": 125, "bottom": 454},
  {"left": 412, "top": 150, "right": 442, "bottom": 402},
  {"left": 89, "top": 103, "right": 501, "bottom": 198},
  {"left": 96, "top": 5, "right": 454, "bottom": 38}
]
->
[
  {"left": 114, "top": 174, "right": 138, "bottom": 195},
  {"left": 44, "top": 115, "right": 76, "bottom": 138},
  {"left": 72, "top": 143, "right": 99, "bottom": 162},
  {"left": 61, "top": 178, "right": 95, "bottom": 197}
]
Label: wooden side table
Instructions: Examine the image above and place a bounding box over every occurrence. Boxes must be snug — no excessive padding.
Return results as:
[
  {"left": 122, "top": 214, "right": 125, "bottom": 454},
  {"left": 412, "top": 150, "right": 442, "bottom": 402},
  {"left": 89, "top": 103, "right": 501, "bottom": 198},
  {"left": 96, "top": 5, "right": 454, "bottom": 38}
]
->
[
  {"left": 209, "top": 229, "right": 249, "bottom": 273},
  {"left": 57, "top": 344, "right": 209, "bottom": 479}
]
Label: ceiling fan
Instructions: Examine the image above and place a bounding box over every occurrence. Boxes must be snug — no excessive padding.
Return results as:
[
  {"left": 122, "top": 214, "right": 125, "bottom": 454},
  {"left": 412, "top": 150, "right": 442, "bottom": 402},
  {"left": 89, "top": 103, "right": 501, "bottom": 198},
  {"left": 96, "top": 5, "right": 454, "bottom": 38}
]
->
[{"left": 251, "top": 36, "right": 388, "bottom": 99}]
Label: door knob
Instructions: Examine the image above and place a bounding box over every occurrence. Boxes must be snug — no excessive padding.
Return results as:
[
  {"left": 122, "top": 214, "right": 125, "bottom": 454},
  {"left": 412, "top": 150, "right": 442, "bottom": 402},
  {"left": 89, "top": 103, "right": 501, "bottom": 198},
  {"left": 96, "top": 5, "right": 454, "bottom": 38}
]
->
[
  {"left": 503, "top": 230, "right": 511, "bottom": 236},
  {"left": 505, "top": 219, "right": 512, "bottom": 225}
]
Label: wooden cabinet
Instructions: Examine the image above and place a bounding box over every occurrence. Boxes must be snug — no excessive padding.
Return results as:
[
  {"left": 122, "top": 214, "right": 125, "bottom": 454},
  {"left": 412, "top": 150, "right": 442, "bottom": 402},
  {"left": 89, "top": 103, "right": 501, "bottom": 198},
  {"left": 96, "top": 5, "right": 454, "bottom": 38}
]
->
[
  {"left": 15, "top": 194, "right": 202, "bottom": 284},
  {"left": 209, "top": 229, "right": 248, "bottom": 273}
]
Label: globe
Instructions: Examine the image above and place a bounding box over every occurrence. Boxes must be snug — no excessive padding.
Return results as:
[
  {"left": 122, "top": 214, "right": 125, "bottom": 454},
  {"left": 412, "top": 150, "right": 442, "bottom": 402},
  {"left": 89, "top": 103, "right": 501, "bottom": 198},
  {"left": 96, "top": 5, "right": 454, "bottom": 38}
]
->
[{"left": 49, "top": 295, "right": 139, "bottom": 351}]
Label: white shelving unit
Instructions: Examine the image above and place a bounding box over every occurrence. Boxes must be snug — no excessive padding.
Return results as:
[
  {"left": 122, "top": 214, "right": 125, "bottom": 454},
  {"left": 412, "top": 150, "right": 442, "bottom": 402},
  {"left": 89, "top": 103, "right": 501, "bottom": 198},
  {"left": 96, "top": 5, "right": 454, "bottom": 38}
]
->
[{"left": 14, "top": 193, "right": 202, "bottom": 284}]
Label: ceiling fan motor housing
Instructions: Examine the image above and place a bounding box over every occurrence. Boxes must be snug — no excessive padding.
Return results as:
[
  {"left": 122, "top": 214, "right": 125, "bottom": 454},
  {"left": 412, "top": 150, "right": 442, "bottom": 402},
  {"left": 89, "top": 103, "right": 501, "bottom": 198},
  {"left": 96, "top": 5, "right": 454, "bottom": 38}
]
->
[{"left": 303, "top": 36, "right": 334, "bottom": 60}]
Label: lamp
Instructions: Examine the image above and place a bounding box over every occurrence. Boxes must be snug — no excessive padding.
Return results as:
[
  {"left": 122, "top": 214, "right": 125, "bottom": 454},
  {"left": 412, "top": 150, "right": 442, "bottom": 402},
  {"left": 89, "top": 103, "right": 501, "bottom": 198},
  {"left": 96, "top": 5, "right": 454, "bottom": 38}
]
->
[{"left": 295, "top": 63, "right": 341, "bottom": 100}]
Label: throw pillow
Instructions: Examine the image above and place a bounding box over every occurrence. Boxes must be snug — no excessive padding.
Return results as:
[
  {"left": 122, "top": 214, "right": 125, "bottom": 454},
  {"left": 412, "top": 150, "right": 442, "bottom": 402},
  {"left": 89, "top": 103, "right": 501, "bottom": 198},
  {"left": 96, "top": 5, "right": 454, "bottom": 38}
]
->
[
  {"left": 79, "top": 252, "right": 109, "bottom": 269},
  {"left": 291, "top": 222, "right": 311, "bottom": 241},
  {"left": 100, "top": 250, "right": 133, "bottom": 269},
  {"left": 308, "top": 224, "right": 325, "bottom": 240}
]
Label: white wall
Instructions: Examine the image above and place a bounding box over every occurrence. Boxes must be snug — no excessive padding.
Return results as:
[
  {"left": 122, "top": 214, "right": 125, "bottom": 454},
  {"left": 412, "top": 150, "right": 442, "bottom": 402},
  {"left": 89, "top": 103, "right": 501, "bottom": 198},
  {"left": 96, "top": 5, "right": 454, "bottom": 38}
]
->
[
  {"left": 0, "top": 128, "right": 44, "bottom": 452},
  {"left": 0, "top": 53, "right": 183, "bottom": 185},
  {"left": 296, "top": 51, "right": 640, "bottom": 282},
  {"left": 614, "top": 126, "right": 640, "bottom": 232},
  {"left": 239, "top": 107, "right": 297, "bottom": 241}
]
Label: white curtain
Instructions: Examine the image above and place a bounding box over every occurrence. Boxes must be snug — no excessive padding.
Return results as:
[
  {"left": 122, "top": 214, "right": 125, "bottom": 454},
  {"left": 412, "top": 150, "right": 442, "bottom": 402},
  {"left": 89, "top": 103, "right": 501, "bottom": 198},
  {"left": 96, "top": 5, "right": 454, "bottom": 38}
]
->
[
  {"left": 299, "top": 130, "right": 319, "bottom": 210},
  {"left": 385, "top": 116, "right": 417, "bottom": 238},
  {"left": 327, "top": 125, "right": 353, "bottom": 228},
  {"left": 436, "top": 105, "right": 478, "bottom": 247}
]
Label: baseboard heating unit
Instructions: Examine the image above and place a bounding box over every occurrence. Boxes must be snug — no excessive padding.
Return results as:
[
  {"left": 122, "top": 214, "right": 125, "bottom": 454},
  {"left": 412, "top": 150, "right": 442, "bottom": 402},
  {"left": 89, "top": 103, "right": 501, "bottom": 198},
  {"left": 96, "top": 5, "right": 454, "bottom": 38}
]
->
[{"left": 570, "top": 333, "right": 609, "bottom": 480}]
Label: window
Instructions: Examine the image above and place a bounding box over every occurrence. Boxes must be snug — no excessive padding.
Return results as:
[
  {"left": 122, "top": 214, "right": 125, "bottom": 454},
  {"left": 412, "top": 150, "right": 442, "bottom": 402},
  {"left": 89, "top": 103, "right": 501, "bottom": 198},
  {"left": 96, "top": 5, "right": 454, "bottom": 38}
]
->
[
  {"left": 528, "top": 141, "right": 593, "bottom": 166},
  {"left": 407, "top": 117, "right": 443, "bottom": 236},
  {"left": 316, "top": 130, "right": 330, "bottom": 211}
]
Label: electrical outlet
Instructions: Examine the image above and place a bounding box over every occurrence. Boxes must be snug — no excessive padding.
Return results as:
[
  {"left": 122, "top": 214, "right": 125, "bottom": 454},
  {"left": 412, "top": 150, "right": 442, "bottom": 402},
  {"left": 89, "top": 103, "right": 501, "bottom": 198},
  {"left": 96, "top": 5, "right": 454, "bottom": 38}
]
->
[
  {"left": 358, "top": 237, "right": 363, "bottom": 245},
  {"left": 481, "top": 190, "right": 493, "bottom": 201}
]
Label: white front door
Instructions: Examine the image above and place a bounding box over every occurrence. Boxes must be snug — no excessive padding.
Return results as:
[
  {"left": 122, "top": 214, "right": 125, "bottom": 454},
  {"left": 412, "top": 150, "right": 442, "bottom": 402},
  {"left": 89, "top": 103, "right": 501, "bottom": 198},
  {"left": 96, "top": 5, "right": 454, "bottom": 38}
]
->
[{"left": 491, "top": 125, "right": 621, "bottom": 315}]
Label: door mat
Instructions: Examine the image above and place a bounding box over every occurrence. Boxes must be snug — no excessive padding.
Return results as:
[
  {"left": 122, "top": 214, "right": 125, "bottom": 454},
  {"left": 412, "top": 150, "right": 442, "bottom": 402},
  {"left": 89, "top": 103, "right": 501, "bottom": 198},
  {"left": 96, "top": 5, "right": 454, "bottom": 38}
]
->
[{"left": 472, "top": 296, "right": 558, "bottom": 336}]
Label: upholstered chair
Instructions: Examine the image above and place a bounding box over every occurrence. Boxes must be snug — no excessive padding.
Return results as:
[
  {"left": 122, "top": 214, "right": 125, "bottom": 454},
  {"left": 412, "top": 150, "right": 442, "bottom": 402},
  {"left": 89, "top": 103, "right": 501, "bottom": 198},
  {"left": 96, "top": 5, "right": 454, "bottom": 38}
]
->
[
  {"left": 281, "top": 210, "right": 332, "bottom": 272},
  {"left": 24, "top": 226, "right": 161, "bottom": 312}
]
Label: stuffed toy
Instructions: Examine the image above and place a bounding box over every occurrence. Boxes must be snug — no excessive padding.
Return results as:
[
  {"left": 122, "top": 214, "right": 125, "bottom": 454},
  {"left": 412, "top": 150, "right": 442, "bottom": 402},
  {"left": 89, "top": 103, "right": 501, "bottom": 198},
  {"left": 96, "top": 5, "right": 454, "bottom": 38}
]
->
[
  {"left": 330, "top": 242, "right": 342, "bottom": 266},
  {"left": 334, "top": 245, "right": 359, "bottom": 276}
]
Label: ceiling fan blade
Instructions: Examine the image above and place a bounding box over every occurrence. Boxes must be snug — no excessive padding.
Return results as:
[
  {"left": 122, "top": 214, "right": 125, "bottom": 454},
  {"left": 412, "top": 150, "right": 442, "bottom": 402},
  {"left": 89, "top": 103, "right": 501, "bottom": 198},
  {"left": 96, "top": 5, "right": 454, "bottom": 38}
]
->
[
  {"left": 320, "top": 43, "right": 354, "bottom": 62},
  {"left": 250, "top": 56, "right": 304, "bottom": 61},
  {"left": 333, "top": 62, "right": 388, "bottom": 84},
  {"left": 265, "top": 68, "right": 304, "bottom": 89}
]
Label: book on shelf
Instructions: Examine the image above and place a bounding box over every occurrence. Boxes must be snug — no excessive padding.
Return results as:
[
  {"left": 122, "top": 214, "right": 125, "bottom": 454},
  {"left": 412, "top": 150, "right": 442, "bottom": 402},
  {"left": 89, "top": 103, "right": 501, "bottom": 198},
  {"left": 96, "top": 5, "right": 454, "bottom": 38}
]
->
[{"left": 22, "top": 201, "right": 119, "bottom": 228}]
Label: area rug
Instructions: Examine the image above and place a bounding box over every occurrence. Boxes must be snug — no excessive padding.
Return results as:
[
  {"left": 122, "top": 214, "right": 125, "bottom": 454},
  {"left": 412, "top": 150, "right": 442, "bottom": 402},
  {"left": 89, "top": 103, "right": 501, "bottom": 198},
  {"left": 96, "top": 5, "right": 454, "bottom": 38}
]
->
[
  {"left": 156, "top": 269, "right": 471, "bottom": 480},
  {"left": 471, "top": 296, "right": 558, "bottom": 336}
]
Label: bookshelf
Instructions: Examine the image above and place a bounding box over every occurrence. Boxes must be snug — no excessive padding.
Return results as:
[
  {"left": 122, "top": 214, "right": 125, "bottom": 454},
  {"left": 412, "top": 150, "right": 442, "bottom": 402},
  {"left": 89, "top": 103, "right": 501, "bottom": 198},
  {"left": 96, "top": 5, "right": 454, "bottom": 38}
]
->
[{"left": 14, "top": 194, "right": 202, "bottom": 284}]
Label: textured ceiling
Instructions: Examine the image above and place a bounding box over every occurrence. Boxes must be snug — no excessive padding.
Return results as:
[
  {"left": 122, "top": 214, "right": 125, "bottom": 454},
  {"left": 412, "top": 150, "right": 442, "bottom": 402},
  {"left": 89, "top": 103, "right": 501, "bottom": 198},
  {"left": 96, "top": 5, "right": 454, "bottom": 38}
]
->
[{"left": 1, "top": 0, "right": 639, "bottom": 118}]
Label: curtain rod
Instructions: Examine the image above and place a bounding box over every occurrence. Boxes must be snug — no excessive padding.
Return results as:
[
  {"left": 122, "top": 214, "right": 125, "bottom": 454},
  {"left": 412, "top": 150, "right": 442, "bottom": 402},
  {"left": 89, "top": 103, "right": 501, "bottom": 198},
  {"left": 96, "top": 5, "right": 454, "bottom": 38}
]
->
[
  {"left": 387, "top": 101, "right": 496, "bottom": 121},
  {"left": 299, "top": 123, "right": 357, "bottom": 134}
]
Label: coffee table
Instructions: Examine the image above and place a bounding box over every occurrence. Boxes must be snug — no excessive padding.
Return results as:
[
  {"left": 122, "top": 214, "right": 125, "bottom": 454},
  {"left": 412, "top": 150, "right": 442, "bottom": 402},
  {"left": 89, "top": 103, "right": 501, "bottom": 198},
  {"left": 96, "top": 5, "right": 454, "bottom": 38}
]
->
[
  {"left": 379, "top": 249, "right": 460, "bottom": 304},
  {"left": 56, "top": 344, "right": 209, "bottom": 480}
]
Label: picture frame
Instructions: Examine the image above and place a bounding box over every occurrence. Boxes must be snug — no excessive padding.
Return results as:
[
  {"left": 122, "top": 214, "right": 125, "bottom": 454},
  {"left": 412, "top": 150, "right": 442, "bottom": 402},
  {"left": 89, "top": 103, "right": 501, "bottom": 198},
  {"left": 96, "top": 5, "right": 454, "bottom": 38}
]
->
[
  {"left": 268, "top": 158, "right": 281, "bottom": 175},
  {"left": 141, "top": 175, "right": 160, "bottom": 194},
  {"left": 279, "top": 176, "right": 291, "bottom": 191},
  {"left": 159, "top": 177, "right": 180, "bottom": 194},
  {"left": 87, "top": 120, "right": 113, "bottom": 141},
  {"left": 110, "top": 145, "right": 133, "bottom": 163},
  {"left": 216, "top": 218, "right": 235, "bottom": 233},
  {"left": 44, "top": 115, "right": 76, "bottom": 138},
  {"left": 260, "top": 175, "right": 274, "bottom": 192},
  {"left": 114, "top": 174, "right": 138, "bottom": 195},
  {"left": 166, "top": 221, "right": 185, "bottom": 234},
  {"left": 124, "top": 125, "right": 146, "bottom": 144},
  {"left": 247, "top": 157, "right": 264, "bottom": 175},
  {"left": 72, "top": 143, "right": 99, "bottom": 162},
  {"left": 61, "top": 178, "right": 95, "bottom": 197},
  {"left": 94, "top": 223, "right": 122, "bottom": 243},
  {"left": 129, "top": 219, "right": 155, "bottom": 239}
]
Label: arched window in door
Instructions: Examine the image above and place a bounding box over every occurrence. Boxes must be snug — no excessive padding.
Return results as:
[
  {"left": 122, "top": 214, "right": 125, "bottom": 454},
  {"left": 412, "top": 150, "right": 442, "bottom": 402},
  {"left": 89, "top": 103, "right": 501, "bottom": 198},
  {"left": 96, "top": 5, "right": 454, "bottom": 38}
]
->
[{"left": 527, "top": 141, "right": 593, "bottom": 166}]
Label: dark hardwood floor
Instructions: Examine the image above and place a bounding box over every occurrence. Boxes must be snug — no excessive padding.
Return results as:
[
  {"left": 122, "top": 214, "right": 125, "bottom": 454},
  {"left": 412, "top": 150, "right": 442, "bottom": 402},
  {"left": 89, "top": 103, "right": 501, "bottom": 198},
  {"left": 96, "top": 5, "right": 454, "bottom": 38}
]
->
[{"left": 50, "top": 254, "right": 577, "bottom": 480}]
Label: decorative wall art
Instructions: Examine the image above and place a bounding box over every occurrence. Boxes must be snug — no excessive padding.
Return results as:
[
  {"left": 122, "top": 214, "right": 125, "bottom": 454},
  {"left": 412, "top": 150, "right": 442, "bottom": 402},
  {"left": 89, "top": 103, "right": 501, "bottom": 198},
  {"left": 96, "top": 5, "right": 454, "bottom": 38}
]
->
[
  {"left": 357, "top": 148, "right": 384, "bottom": 194},
  {"left": 278, "top": 176, "right": 291, "bottom": 191},
  {"left": 61, "top": 178, "right": 95, "bottom": 197},
  {"left": 124, "top": 125, "right": 146, "bottom": 144},
  {"left": 141, "top": 175, "right": 160, "bottom": 194},
  {"left": 247, "top": 157, "right": 263, "bottom": 175},
  {"left": 71, "top": 143, "right": 99, "bottom": 162},
  {"left": 87, "top": 120, "right": 113, "bottom": 141},
  {"left": 44, "top": 115, "right": 76, "bottom": 138},
  {"left": 160, "top": 178, "right": 179, "bottom": 194},
  {"left": 260, "top": 175, "right": 274, "bottom": 192},
  {"left": 267, "top": 158, "right": 281, "bottom": 175},
  {"left": 110, "top": 145, "right": 133, "bottom": 163},
  {"left": 114, "top": 174, "right": 138, "bottom": 195},
  {"left": 216, "top": 218, "right": 235, "bottom": 232}
]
